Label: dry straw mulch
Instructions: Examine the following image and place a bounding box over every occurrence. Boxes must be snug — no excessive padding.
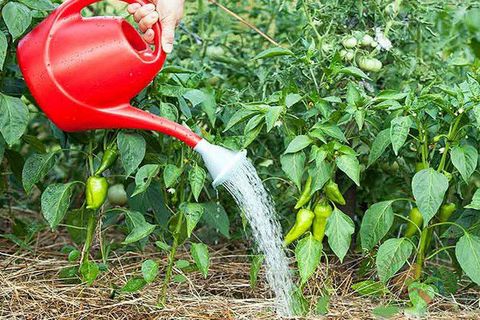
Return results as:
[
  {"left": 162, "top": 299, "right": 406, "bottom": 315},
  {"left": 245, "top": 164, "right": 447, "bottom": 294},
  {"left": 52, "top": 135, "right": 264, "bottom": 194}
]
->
[{"left": 1, "top": 228, "right": 479, "bottom": 319}]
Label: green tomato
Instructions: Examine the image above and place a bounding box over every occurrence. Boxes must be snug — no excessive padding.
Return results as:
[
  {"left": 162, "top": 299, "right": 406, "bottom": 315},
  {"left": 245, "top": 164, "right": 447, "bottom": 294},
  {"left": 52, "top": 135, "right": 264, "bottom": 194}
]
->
[
  {"left": 360, "top": 34, "right": 374, "bottom": 47},
  {"left": 358, "top": 57, "right": 382, "bottom": 72},
  {"left": 206, "top": 46, "right": 225, "bottom": 58},
  {"left": 107, "top": 184, "right": 128, "bottom": 206},
  {"left": 342, "top": 37, "right": 358, "bottom": 49}
]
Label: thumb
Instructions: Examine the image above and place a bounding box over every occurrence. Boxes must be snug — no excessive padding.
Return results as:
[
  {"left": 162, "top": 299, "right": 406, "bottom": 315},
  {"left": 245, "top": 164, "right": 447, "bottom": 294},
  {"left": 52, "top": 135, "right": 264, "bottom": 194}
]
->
[{"left": 161, "top": 18, "right": 176, "bottom": 53}]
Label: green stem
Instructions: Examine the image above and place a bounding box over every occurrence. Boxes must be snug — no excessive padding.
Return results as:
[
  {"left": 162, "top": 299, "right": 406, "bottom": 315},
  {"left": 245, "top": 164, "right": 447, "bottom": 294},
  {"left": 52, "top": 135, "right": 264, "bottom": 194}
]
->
[
  {"left": 82, "top": 212, "right": 96, "bottom": 264},
  {"left": 438, "top": 114, "right": 463, "bottom": 172},
  {"left": 414, "top": 227, "right": 431, "bottom": 279},
  {"left": 426, "top": 245, "right": 456, "bottom": 261},
  {"left": 159, "top": 210, "right": 184, "bottom": 307}
]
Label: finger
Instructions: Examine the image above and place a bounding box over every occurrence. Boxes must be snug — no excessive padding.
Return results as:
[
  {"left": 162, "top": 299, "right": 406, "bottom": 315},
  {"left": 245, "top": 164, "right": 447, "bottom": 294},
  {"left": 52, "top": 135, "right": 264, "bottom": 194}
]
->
[
  {"left": 138, "top": 11, "right": 159, "bottom": 32},
  {"left": 127, "top": 3, "right": 141, "bottom": 14},
  {"left": 160, "top": 18, "right": 176, "bottom": 53},
  {"left": 143, "top": 29, "right": 155, "bottom": 44},
  {"left": 133, "top": 3, "right": 156, "bottom": 23}
]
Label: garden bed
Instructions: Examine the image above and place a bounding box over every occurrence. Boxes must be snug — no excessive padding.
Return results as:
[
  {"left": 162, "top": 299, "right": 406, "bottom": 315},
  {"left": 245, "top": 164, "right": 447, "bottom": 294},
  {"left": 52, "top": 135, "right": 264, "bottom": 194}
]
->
[{"left": 1, "top": 226, "right": 479, "bottom": 320}]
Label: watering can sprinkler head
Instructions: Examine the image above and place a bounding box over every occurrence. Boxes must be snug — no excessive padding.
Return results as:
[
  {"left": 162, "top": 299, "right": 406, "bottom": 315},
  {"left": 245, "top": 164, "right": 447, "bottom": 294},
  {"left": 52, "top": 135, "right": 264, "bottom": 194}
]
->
[
  {"left": 194, "top": 140, "right": 247, "bottom": 187},
  {"left": 16, "top": 0, "right": 244, "bottom": 185}
]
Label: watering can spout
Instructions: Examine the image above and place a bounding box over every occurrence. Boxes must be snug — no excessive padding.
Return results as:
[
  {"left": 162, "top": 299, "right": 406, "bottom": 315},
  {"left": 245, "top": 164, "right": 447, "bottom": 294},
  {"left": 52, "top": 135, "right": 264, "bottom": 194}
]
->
[{"left": 194, "top": 140, "right": 247, "bottom": 187}]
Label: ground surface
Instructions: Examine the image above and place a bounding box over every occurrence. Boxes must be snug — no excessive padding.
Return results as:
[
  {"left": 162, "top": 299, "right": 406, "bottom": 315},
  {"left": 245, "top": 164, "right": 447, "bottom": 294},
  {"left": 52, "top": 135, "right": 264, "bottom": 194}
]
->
[{"left": 1, "top": 220, "right": 480, "bottom": 319}]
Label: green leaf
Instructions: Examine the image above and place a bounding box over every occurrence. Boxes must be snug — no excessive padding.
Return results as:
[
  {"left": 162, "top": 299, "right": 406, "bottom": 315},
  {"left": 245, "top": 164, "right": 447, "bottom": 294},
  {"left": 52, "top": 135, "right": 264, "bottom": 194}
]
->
[
  {"left": 338, "top": 66, "right": 371, "bottom": 80},
  {"left": 41, "top": 183, "right": 75, "bottom": 229},
  {"left": 351, "top": 280, "right": 389, "bottom": 296},
  {"left": 450, "top": 145, "right": 478, "bottom": 182},
  {"left": 68, "top": 249, "right": 80, "bottom": 262},
  {"left": 315, "top": 124, "right": 347, "bottom": 142},
  {"left": 325, "top": 208, "right": 355, "bottom": 262},
  {"left": 335, "top": 154, "right": 360, "bottom": 186},
  {"left": 465, "top": 189, "right": 480, "bottom": 209},
  {"left": 132, "top": 164, "right": 160, "bottom": 196},
  {"left": 374, "top": 90, "right": 408, "bottom": 102},
  {"left": 253, "top": 47, "right": 293, "bottom": 60},
  {"left": 309, "top": 161, "right": 332, "bottom": 193},
  {"left": 284, "top": 135, "right": 313, "bottom": 154},
  {"left": 0, "top": 32, "right": 7, "bottom": 71},
  {"left": 2, "top": 2, "right": 32, "bottom": 39},
  {"left": 408, "top": 282, "right": 436, "bottom": 313},
  {"left": 223, "top": 108, "right": 257, "bottom": 132},
  {"left": 159, "top": 102, "right": 178, "bottom": 122},
  {"left": 18, "top": 0, "right": 55, "bottom": 10},
  {"left": 202, "top": 202, "right": 230, "bottom": 238},
  {"left": 22, "top": 152, "right": 56, "bottom": 194},
  {"left": 122, "top": 211, "right": 156, "bottom": 244},
  {"left": 455, "top": 233, "right": 480, "bottom": 285},
  {"left": 183, "top": 89, "right": 216, "bottom": 126},
  {"left": 285, "top": 93, "right": 303, "bottom": 108},
  {"left": 79, "top": 261, "right": 99, "bottom": 286},
  {"left": 191, "top": 243, "right": 210, "bottom": 278},
  {"left": 390, "top": 116, "right": 412, "bottom": 155},
  {"left": 376, "top": 238, "right": 413, "bottom": 283},
  {"left": 175, "top": 259, "right": 190, "bottom": 269},
  {"left": 181, "top": 202, "right": 204, "bottom": 237},
  {"left": 372, "top": 305, "right": 400, "bottom": 318},
  {"left": 141, "top": 259, "right": 159, "bottom": 283},
  {"left": 163, "top": 164, "right": 182, "bottom": 188},
  {"left": 121, "top": 277, "right": 147, "bottom": 293},
  {"left": 189, "top": 163, "right": 206, "bottom": 201},
  {"left": 368, "top": 129, "right": 391, "bottom": 167},
  {"left": 0, "top": 94, "right": 29, "bottom": 146},
  {"left": 315, "top": 296, "right": 330, "bottom": 316},
  {"left": 360, "top": 201, "right": 395, "bottom": 251},
  {"left": 280, "top": 151, "right": 306, "bottom": 190},
  {"left": 117, "top": 133, "right": 146, "bottom": 177},
  {"left": 264, "top": 106, "right": 283, "bottom": 132},
  {"left": 249, "top": 255, "right": 264, "bottom": 289},
  {"left": 412, "top": 168, "right": 449, "bottom": 226},
  {"left": 295, "top": 234, "right": 322, "bottom": 284}
]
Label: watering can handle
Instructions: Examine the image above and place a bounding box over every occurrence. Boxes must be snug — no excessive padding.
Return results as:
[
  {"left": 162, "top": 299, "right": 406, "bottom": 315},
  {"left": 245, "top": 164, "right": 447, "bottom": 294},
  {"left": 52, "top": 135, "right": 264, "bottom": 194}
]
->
[{"left": 55, "top": 0, "right": 163, "bottom": 60}]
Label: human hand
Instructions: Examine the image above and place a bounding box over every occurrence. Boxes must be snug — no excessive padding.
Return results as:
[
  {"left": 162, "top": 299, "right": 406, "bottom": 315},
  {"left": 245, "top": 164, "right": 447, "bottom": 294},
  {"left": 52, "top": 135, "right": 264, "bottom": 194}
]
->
[{"left": 127, "top": 0, "right": 185, "bottom": 53}]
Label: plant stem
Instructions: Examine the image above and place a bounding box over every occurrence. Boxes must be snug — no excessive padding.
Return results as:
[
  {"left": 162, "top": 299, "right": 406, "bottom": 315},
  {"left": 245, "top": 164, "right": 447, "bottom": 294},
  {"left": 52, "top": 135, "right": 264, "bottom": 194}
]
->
[
  {"left": 159, "top": 210, "right": 184, "bottom": 307},
  {"left": 81, "top": 212, "right": 97, "bottom": 264},
  {"left": 414, "top": 227, "right": 431, "bottom": 279},
  {"left": 438, "top": 113, "right": 463, "bottom": 172}
]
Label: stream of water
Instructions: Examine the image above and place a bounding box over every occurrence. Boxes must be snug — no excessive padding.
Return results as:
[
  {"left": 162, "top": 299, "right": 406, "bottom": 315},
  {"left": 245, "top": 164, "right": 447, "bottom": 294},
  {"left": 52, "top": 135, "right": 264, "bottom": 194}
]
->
[{"left": 216, "top": 156, "right": 294, "bottom": 316}]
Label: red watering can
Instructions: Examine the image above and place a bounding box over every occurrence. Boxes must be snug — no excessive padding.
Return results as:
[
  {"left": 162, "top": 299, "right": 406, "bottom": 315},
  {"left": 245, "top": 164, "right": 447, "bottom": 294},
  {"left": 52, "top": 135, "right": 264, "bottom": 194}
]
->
[
  {"left": 17, "top": 0, "right": 201, "bottom": 147},
  {"left": 17, "top": 0, "right": 244, "bottom": 185}
]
